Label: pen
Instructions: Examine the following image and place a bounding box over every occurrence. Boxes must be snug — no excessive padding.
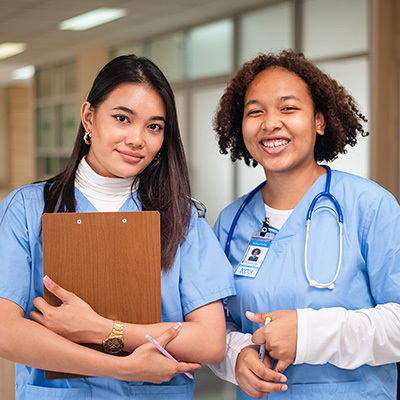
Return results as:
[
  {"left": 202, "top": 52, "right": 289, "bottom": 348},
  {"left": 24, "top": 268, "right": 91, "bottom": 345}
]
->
[
  {"left": 259, "top": 316, "right": 272, "bottom": 362},
  {"left": 145, "top": 333, "right": 194, "bottom": 379}
]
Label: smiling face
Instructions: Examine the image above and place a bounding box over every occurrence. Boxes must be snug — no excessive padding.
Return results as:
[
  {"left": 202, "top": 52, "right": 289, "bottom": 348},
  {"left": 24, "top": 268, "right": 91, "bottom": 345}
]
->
[
  {"left": 82, "top": 83, "right": 165, "bottom": 178},
  {"left": 242, "top": 67, "right": 325, "bottom": 178}
]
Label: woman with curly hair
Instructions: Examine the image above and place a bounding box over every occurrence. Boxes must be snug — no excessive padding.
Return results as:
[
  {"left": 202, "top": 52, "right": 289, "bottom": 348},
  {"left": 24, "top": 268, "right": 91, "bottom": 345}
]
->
[{"left": 210, "top": 50, "right": 400, "bottom": 399}]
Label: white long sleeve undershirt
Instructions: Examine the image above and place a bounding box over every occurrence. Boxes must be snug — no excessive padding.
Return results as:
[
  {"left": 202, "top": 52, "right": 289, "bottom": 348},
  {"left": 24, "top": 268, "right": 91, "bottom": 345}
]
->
[{"left": 209, "top": 303, "right": 400, "bottom": 385}]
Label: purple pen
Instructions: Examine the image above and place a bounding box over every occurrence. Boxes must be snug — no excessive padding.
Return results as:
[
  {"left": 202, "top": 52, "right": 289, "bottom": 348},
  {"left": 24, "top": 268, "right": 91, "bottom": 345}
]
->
[{"left": 145, "top": 334, "right": 194, "bottom": 379}]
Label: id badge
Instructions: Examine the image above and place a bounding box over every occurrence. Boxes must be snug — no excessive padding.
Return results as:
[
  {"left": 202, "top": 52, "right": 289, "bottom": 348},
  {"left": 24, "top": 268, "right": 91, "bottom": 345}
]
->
[{"left": 234, "top": 231, "right": 275, "bottom": 278}]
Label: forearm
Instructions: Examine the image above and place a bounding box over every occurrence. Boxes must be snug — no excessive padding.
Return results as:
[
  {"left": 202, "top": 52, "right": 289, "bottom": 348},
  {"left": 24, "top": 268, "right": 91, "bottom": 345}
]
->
[
  {"left": 0, "top": 310, "right": 121, "bottom": 378},
  {"left": 92, "top": 301, "right": 226, "bottom": 364},
  {"left": 295, "top": 303, "right": 400, "bottom": 368}
]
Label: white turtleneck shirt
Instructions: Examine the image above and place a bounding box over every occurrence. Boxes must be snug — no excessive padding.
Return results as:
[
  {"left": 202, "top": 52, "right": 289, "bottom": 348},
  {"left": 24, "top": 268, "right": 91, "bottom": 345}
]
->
[{"left": 75, "top": 157, "right": 137, "bottom": 212}]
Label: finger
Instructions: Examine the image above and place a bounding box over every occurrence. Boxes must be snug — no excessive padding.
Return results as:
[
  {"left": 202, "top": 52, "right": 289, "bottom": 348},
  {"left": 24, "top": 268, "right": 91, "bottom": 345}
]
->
[
  {"left": 43, "top": 275, "right": 73, "bottom": 303},
  {"left": 32, "top": 296, "right": 53, "bottom": 315},
  {"left": 153, "top": 323, "right": 182, "bottom": 348},
  {"left": 238, "top": 346, "right": 286, "bottom": 385},
  {"left": 246, "top": 311, "right": 272, "bottom": 325},
  {"left": 274, "top": 359, "right": 291, "bottom": 374},
  {"left": 177, "top": 361, "right": 202, "bottom": 373},
  {"left": 29, "top": 309, "right": 44, "bottom": 324},
  {"left": 252, "top": 323, "right": 272, "bottom": 345},
  {"left": 253, "top": 361, "right": 287, "bottom": 384},
  {"left": 239, "top": 369, "right": 287, "bottom": 397},
  {"left": 262, "top": 354, "right": 274, "bottom": 370}
]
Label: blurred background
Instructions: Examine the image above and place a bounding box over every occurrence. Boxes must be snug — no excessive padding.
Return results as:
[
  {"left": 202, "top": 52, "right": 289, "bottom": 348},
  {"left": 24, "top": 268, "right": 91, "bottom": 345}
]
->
[{"left": 0, "top": 0, "right": 399, "bottom": 398}]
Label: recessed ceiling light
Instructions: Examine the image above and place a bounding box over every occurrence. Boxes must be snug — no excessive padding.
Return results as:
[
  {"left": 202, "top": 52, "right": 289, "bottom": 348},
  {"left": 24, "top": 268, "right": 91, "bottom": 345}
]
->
[
  {"left": 0, "top": 42, "right": 27, "bottom": 60},
  {"left": 12, "top": 65, "right": 35, "bottom": 80},
  {"left": 59, "top": 8, "right": 128, "bottom": 31}
]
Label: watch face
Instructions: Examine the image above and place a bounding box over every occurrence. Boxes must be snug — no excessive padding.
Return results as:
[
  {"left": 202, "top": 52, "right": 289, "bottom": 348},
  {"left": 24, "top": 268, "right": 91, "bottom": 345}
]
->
[{"left": 104, "top": 338, "right": 124, "bottom": 354}]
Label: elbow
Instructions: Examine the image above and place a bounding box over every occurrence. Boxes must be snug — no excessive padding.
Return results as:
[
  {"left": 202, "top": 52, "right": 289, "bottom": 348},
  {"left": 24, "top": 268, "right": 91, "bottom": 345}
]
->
[
  {"left": 211, "top": 345, "right": 225, "bottom": 365},
  {"left": 206, "top": 335, "right": 226, "bottom": 365},
  {"left": 0, "top": 318, "right": 14, "bottom": 360}
]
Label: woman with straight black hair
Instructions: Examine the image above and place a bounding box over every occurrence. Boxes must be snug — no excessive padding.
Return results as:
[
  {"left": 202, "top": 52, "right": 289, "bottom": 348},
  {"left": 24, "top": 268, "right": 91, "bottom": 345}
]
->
[{"left": 0, "top": 54, "right": 235, "bottom": 400}]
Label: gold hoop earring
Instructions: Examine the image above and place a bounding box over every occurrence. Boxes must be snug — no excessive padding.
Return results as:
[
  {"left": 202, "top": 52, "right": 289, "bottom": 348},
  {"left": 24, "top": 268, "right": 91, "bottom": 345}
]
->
[{"left": 83, "top": 131, "right": 92, "bottom": 145}]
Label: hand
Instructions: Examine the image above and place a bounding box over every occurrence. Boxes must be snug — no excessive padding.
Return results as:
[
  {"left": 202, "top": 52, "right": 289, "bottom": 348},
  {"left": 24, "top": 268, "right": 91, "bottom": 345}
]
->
[
  {"left": 30, "top": 275, "right": 111, "bottom": 344},
  {"left": 117, "top": 324, "right": 202, "bottom": 383},
  {"left": 246, "top": 310, "right": 297, "bottom": 373},
  {"left": 235, "top": 345, "right": 287, "bottom": 399}
]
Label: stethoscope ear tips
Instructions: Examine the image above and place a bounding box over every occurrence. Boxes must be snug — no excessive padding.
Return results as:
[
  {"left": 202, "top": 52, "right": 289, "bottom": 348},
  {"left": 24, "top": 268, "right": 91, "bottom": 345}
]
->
[{"left": 309, "top": 279, "right": 318, "bottom": 287}]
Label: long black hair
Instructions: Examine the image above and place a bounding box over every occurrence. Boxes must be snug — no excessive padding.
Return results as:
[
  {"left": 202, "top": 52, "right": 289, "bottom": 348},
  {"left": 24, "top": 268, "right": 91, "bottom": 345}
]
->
[{"left": 43, "top": 55, "right": 192, "bottom": 271}]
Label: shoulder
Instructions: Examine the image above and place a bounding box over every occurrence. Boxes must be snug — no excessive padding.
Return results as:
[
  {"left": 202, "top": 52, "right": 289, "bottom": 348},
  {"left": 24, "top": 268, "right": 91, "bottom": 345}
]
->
[
  {"left": 332, "top": 170, "right": 396, "bottom": 202},
  {"left": 0, "top": 183, "right": 45, "bottom": 220},
  {"left": 214, "top": 187, "right": 261, "bottom": 239},
  {"left": 1, "top": 182, "right": 44, "bottom": 206},
  {"left": 331, "top": 170, "right": 399, "bottom": 225},
  {"left": 217, "top": 192, "right": 249, "bottom": 223}
]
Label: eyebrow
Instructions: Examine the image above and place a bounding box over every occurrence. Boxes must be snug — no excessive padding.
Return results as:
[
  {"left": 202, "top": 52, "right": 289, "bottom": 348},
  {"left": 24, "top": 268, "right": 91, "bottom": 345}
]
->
[
  {"left": 112, "top": 106, "right": 166, "bottom": 122},
  {"left": 244, "top": 95, "right": 302, "bottom": 108},
  {"left": 244, "top": 99, "right": 261, "bottom": 108},
  {"left": 280, "top": 95, "right": 301, "bottom": 102}
]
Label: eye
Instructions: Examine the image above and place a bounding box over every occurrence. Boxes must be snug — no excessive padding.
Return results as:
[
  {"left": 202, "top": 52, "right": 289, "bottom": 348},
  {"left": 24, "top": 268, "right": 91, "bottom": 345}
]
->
[
  {"left": 148, "top": 123, "right": 164, "bottom": 132},
  {"left": 246, "top": 109, "right": 263, "bottom": 116},
  {"left": 114, "top": 115, "right": 129, "bottom": 123},
  {"left": 281, "top": 106, "right": 298, "bottom": 112}
]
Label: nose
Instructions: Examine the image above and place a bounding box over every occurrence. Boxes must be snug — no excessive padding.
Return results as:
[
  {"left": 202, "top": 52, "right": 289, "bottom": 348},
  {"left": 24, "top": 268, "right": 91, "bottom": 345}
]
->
[
  {"left": 126, "top": 126, "right": 145, "bottom": 148},
  {"left": 261, "top": 110, "right": 283, "bottom": 132}
]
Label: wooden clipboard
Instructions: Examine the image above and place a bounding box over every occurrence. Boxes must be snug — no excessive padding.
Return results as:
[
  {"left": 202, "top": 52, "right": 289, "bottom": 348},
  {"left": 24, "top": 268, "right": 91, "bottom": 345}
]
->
[{"left": 42, "top": 211, "right": 161, "bottom": 379}]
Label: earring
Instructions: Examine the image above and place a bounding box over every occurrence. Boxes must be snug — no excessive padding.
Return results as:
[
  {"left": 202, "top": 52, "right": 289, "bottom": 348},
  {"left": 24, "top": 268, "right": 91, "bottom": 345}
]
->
[
  {"left": 83, "top": 131, "right": 92, "bottom": 145},
  {"left": 154, "top": 152, "right": 161, "bottom": 161}
]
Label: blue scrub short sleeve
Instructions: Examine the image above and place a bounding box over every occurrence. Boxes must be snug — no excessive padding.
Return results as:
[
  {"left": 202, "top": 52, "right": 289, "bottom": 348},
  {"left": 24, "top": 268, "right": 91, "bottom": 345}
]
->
[
  {"left": 362, "top": 189, "right": 400, "bottom": 304},
  {"left": 178, "top": 210, "right": 235, "bottom": 316},
  {"left": 0, "top": 186, "right": 43, "bottom": 312}
]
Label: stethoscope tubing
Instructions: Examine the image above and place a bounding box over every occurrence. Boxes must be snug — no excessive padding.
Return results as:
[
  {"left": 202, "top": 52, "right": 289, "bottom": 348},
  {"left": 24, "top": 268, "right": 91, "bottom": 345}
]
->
[
  {"left": 225, "top": 166, "right": 343, "bottom": 290},
  {"left": 224, "top": 180, "right": 266, "bottom": 257}
]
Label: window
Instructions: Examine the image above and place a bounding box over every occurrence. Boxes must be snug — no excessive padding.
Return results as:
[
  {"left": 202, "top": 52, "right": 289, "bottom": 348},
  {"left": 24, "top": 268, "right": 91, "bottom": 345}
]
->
[{"left": 186, "top": 19, "right": 234, "bottom": 79}]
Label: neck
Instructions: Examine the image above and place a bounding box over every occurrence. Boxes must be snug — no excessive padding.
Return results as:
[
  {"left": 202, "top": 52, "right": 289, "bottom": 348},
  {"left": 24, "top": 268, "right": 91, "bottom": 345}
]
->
[{"left": 261, "top": 163, "right": 326, "bottom": 210}]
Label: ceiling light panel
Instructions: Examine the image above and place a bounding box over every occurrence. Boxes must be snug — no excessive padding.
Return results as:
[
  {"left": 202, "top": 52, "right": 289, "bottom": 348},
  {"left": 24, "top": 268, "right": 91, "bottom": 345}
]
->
[
  {"left": 12, "top": 65, "right": 35, "bottom": 80},
  {"left": 0, "top": 42, "right": 27, "bottom": 60},
  {"left": 59, "top": 8, "right": 128, "bottom": 31}
]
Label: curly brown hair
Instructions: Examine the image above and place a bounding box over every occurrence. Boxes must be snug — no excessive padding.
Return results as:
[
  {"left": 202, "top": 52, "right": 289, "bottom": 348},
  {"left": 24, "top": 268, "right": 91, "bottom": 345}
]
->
[{"left": 214, "top": 50, "right": 368, "bottom": 166}]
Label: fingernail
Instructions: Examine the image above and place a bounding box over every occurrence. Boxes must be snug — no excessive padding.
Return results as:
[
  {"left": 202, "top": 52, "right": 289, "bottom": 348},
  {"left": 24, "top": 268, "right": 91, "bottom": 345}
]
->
[
  {"left": 173, "top": 322, "right": 182, "bottom": 330},
  {"left": 43, "top": 275, "right": 51, "bottom": 284},
  {"left": 280, "top": 376, "right": 287, "bottom": 383},
  {"left": 281, "top": 384, "right": 288, "bottom": 391}
]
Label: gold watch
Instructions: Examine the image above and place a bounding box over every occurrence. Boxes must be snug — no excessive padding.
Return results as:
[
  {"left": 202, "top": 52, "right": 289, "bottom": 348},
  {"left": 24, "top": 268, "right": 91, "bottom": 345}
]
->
[{"left": 103, "top": 320, "right": 124, "bottom": 354}]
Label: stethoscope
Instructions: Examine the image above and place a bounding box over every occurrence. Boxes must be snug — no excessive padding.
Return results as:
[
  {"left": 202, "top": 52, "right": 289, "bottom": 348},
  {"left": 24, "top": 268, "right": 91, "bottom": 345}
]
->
[{"left": 224, "top": 165, "right": 343, "bottom": 290}]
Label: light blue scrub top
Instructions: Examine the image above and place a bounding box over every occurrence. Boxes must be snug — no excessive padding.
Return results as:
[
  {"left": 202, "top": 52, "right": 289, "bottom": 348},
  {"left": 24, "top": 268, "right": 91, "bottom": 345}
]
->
[
  {"left": 214, "top": 170, "right": 400, "bottom": 400},
  {"left": 0, "top": 183, "right": 236, "bottom": 400}
]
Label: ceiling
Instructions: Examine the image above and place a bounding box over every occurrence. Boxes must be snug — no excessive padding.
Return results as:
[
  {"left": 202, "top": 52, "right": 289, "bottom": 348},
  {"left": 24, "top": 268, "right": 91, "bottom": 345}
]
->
[{"left": 0, "top": 0, "right": 273, "bottom": 85}]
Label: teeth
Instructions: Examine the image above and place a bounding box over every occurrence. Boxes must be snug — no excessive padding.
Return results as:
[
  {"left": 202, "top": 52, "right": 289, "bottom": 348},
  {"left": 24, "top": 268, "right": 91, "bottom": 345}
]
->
[{"left": 261, "top": 139, "right": 289, "bottom": 148}]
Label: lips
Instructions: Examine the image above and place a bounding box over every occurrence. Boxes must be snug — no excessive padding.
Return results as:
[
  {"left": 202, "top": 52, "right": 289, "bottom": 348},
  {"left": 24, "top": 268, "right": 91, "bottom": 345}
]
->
[{"left": 117, "top": 150, "right": 144, "bottom": 162}]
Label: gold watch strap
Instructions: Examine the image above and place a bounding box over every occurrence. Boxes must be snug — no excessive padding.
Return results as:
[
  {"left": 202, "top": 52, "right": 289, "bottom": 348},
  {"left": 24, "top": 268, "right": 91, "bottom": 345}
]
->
[
  {"left": 103, "top": 320, "right": 124, "bottom": 354},
  {"left": 108, "top": 320, "right": 123, "bottom": 340}
]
